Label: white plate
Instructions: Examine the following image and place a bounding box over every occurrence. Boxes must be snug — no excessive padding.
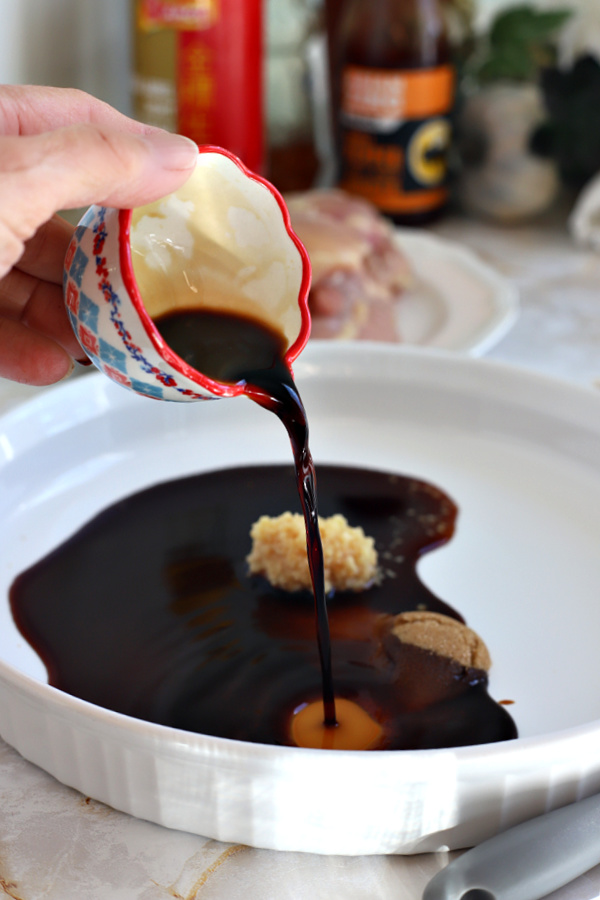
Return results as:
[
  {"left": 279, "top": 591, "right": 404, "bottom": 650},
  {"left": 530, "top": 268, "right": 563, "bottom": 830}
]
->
[
  {"left": 0, "top": 343, "right": 599, "bottom": 856},
  {"left": 393, "top": 230, "right": 519, "bottom": 354}
]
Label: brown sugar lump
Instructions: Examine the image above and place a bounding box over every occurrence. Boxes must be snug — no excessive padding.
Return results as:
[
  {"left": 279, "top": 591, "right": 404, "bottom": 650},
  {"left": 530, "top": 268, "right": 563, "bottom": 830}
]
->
[
  {"left": 247, "top": 512, "right": 378, "bottom": 593},
  {"left": 384, "top": 610, "right": 491, "bottom": 671}
]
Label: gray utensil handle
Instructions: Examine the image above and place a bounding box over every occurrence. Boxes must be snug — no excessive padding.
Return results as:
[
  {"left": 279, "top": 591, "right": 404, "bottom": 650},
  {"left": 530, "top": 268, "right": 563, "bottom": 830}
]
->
[{"left": 423, "top": 792, "right": 600, "bottom": 900}]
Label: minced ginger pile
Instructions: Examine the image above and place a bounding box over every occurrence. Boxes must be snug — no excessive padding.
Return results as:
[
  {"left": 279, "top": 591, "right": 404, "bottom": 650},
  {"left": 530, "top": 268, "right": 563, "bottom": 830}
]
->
[{"left": 247, "top": 512, "right": 378, "bottom": 593}]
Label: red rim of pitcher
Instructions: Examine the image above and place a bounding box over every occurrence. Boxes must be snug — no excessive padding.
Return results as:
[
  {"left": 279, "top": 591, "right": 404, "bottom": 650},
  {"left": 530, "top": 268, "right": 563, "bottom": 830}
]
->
[{"left": 118, "top": 145, "right": 312, "bottom": 398}]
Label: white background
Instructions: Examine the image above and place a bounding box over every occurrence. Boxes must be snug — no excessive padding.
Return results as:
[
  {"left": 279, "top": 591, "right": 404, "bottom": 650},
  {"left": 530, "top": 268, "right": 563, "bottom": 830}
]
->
[{"left": 0, "top": 0, "right": 132, "bottom": 113}]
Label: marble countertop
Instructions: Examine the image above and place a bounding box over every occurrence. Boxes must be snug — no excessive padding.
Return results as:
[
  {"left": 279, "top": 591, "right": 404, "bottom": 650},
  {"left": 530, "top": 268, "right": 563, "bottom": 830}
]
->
[{"left": 2, "top": 212, "right": 600, "bottom": 899}]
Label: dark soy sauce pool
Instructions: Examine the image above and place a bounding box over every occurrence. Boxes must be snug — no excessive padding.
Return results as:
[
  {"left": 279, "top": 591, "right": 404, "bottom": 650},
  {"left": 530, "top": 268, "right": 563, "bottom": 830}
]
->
[
  {"left": 10, "top": 464, "right": 517, "bottom": 748},
  {"left": 10, "top": 310, "right": 517, "bottom": 749}
]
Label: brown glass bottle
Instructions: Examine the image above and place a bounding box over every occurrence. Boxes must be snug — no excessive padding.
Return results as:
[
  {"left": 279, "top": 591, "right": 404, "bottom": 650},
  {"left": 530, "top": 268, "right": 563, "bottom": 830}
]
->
[{"left": 332, "top": 0, "right": 454, "bottom": 225}]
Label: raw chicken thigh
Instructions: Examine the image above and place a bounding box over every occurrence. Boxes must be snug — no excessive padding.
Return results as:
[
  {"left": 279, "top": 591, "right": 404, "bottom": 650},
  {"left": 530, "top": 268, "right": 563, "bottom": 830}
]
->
[{"left": 285, "top": 189, "right": 413, "bottom": 341}]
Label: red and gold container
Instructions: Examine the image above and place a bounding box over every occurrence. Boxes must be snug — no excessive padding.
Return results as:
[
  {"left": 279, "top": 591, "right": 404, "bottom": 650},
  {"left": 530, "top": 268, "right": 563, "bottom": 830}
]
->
[{"left": 133, "top": 0, "right": 264, "bottom": 174}]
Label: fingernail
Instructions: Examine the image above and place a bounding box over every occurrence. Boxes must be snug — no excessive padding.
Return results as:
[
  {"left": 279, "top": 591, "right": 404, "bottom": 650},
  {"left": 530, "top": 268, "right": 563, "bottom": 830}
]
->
[{"left": 143, "top": 131, "right": 199, "bottom": 170}]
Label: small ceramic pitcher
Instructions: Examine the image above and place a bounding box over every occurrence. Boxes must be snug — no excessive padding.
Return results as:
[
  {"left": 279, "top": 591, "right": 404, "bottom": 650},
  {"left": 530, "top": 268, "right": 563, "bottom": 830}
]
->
[{"left": 63, "top": 147, "right": 312, "bottom": 401}]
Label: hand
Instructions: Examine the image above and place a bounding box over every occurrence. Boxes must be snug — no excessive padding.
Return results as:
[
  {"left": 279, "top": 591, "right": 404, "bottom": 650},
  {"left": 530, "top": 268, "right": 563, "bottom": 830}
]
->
[{"left": 0, "top": 85, "right": 199, "bottom": 385}]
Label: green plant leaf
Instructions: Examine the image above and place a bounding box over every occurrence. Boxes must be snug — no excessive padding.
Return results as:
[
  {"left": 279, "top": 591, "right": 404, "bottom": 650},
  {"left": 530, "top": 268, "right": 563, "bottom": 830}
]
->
[
  {"left": 470, "top": 4, "right": 572, "bottom": 84},
  {"left": 478, "top": 46, "right": 538, "bottom": 83},
  {"left": 490, "top": 6, "right": 572, "bottom": 48}
]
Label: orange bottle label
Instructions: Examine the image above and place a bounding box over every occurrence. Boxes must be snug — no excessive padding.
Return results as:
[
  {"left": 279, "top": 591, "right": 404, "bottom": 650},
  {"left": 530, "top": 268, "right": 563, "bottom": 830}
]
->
[
  {"left": 137, "top": 0, "right": 216, "bottom": 32},
  {"left": 342, "top": 65, "right": 454, "bottom": 122},
  {"left": 339, "top": 65, "right": 455, "bottom": 216}
]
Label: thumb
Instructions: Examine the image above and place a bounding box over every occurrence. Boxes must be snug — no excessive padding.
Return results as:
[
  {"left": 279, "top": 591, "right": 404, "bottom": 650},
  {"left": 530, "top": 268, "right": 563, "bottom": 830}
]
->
[{"left": 0, "top": 125, "right": 199, "bottom": 274}]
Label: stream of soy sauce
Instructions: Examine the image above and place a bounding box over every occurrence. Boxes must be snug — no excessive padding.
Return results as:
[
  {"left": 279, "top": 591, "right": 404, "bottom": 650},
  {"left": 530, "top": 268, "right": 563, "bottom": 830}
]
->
[{"left": 155, "top": 308, "right": 337, "bottom": 726}]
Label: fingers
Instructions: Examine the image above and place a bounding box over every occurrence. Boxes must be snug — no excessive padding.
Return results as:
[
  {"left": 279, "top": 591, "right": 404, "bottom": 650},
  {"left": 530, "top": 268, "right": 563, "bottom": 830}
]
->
[
  {"left": 0, "top": 86, "right": 198, "bottom": 385},
  {"left": 0, "top": 215, "right": 88, "bottom": 379},
  {"left": 0, "top": 85, "right": 157, "bottom": 137},
  {"left": 14, "top": 214, "right": 74, "bottom": 285},
  {"left": 0, "top": 316, "right": 74, "bottom": 385},
  {"left": 0, "top": 267, "right": 83, "bottom": 361},
  {"left": 0, "top": 124, "right": 198, "bottom": 277}
]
